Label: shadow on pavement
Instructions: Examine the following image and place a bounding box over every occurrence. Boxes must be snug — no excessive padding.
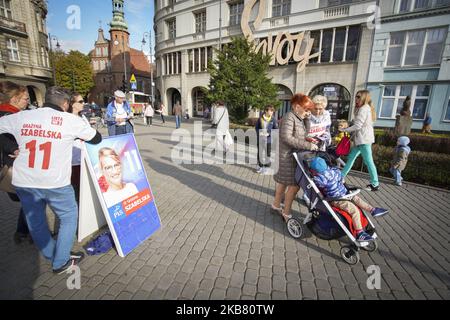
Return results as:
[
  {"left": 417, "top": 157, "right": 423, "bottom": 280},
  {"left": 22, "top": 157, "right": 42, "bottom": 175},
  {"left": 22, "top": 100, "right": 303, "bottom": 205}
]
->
[{"left": 144, "top": 157, "right": 340, "bottom": 261}]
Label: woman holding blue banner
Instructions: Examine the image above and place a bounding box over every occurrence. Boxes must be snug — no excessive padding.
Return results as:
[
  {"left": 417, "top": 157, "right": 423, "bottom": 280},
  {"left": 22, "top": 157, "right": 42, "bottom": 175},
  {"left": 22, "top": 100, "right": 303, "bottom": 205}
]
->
[
  {"left": 99, "top": 147, "right": 138, "bottom": 208},
  {"left": 106, "top": 90, "right": 134, "bottom": 136}
]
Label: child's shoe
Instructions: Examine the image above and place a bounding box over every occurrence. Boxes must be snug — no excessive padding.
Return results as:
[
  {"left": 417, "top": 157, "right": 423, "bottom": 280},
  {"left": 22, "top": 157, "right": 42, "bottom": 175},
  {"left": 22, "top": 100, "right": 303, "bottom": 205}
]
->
[
  {"left": 356, "top": 231, "right": 374, "bottom": 242},
  {"left": 371, "top": 207, "right": 388, "bottom": 218}
]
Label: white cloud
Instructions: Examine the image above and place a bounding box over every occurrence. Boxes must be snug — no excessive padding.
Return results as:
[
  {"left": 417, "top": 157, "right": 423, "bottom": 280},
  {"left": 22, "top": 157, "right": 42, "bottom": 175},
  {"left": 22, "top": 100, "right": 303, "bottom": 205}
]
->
[{"left": 58, "top": 39, "right": 85, "bottom": 52}]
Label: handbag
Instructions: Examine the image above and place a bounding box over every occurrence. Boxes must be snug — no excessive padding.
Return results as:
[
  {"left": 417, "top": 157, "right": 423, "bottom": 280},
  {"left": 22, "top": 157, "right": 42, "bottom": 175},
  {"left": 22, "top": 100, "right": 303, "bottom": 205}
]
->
[
  {"left": 0, "top": 165, "right": 15, "bottom": 193},
  {"left": 212, "top": 108, "right": 226, "bottom": 129},
  {"left": 335, "top": 134, "right": 351, "bottom": 157}
]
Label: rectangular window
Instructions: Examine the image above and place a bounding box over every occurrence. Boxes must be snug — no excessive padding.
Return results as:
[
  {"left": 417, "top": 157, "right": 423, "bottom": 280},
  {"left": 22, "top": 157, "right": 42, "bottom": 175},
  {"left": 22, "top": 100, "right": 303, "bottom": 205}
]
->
[
  {"left": 399, "top": 0, "right": 411, "bottom": 12},
  {"left": 167, "top": 19, "right": 176, "bottom": 40},
  {"left": 194, "top": 48, "right": 199, "bottom": 72},
  {"left": 444, "top": 98, "right": 450, "bottom": 121},
  {"left": 387, "top": 32, "right": 405, "bottom": 66},
  {"left": 0, "top": 0, "right": 12, "bottom": 19},
  {"left": 195, "top": 10, "right": 206, "bottom": 33},
  {"left": 178, "top": 52, "right": 182, "bottom": 74},
  {"left": 7, "top": 38, "right": 20, "bottom": 62},
  {"left": 380, "top": 85, "right": 397, "bottom": 118},
  {"left": 309, "top": 31, "right": 321, "bottom": 64},
  {"left": 333, "top": 28, "right": 346, "bottom": 62},
  {"left": 423, "top": 28, "right": 446, "bottom": 65},
  {"left": 201, "top": 47, "right": 206, "bottom": 71},
  {"left": 387, "top": 28, "right": 446, "bottom": 67},
  {"left": 321, "top": 29, "right": 333, "bottom": 63},
  {"left": 414, "top": 0, "right": 431, "bottom": 10},
  {"left": 188, "top": 49, "right": 193, "bottom": 72},
  {"left": 272, "top": 0, "right": 290, "bottom": 17},
  {"left": 380, "top": 84, "right": 430, "bottom": 120},
  {"left": 404, "top": 30, "right": 425, "bottom": 65},
  {"left": 229, "top": 1, "right": 244, "bottom": 26},
  {"left": 345, "top": 26, "right": 360, "bottom": 61}
]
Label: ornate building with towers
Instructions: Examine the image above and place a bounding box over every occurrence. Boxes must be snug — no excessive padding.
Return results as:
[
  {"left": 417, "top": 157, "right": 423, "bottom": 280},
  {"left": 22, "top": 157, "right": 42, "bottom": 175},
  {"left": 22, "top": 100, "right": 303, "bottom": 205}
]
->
[{"left": 89, "top": 0, "right": 154, "bottom": 107}]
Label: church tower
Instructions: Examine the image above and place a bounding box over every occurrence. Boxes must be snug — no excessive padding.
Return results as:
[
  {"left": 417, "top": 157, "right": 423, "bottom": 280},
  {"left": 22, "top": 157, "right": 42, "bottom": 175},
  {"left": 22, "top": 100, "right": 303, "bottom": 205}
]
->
[{"left": 109, "top": 0, "right": 130, "bottom": 88}]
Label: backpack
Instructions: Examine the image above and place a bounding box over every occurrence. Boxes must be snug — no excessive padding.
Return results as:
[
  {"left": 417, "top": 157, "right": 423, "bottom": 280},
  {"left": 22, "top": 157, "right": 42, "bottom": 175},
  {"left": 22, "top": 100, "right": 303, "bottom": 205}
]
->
[{"left": 83, "top": 231, "right": 114, "bottom": 255}]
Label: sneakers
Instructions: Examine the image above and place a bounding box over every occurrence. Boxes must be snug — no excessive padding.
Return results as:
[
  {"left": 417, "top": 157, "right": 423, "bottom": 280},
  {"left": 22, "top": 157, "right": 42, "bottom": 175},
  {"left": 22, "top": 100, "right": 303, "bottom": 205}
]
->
[
  {"left": 356, "top": 231, "right": 374, "bottom": 242},
  {"left": 256, "top": 166, "right": 263, "bottom": 174},
  {"left": 371, "top": 207, "right": 388, "bottom": 218},
  {"left": 364, "top": 184, "right": 379, "bottom": 192},
  {"left": 395, "top": 181, "right": 402, "bottom": 186},
  {"left": 52, "top": 251, "right": 85, "bottom": 274}
]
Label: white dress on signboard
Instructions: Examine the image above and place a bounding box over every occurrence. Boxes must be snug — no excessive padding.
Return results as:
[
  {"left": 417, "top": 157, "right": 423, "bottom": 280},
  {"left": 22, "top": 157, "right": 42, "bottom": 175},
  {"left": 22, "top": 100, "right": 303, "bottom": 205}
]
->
[{"left": 103, "top": 182, "right": 139, "bottom": 208}]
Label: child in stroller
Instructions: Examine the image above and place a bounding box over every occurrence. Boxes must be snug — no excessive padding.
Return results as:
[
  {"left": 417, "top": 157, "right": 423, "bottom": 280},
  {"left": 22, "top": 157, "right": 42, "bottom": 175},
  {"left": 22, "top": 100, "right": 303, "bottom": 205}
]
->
[
  {"left": 285, "top": 151, "right": 388, "bottom": 264},
  {"left": 309, "top": 157, "right": 388, "bottom": 242}
]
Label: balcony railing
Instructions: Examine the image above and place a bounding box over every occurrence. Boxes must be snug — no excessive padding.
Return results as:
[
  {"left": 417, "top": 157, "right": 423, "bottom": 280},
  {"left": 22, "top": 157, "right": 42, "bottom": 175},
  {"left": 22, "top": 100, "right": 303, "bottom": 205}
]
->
[
  {"left": 0, "top": 17, "right": 27, "bottom": 36},
  {"left": 324, "top": 5, "right": 350, "bottom": 18},
  {"left": 270, "top": 16, "right": 289, "bottom": 27}
]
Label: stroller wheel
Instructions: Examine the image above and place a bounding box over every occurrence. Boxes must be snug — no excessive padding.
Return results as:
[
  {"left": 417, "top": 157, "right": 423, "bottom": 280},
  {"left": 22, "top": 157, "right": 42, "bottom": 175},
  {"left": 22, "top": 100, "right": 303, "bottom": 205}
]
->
[
  {"left": 362, "top": 240, "right": 378, "bottom": 252},
  {"left": 286, "top": 217, "right": 303, "bottom": 239},
  {"left": 340, "top": 246, "right": 360, "bottom": 265}
]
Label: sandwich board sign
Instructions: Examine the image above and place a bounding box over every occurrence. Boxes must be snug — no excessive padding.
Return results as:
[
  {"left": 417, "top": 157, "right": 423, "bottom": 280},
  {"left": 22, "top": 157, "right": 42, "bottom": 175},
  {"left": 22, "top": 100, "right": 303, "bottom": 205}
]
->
[{"left": 78, "top": 134, "right": 161, "bottom": 257}]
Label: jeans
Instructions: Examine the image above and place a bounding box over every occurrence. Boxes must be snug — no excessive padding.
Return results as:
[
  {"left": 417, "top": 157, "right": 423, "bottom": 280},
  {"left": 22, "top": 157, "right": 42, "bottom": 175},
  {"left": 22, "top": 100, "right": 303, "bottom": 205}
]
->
[
  {"left": 390, "top": 167, "right": 402, "bottom": 184},
  {"left": 257, "top": 140, "right": 272, "bottom": 168},
  {"left": 15, "top": 185, "right": 78, "bottom": 270},
  {"left": 146, "top": 116, "right": 152, "bottom": 125},
  {"left": 342, "top": 144, "right": 379, "bottom": 187},
  {"left": 175, "top": 115, "right": 181, "bottom": 129}
]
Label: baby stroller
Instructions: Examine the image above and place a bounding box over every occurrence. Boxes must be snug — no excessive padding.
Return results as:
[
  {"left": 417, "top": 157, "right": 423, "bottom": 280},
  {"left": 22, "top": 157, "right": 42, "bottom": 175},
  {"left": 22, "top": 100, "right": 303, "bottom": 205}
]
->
[{"left": 284, "top": 151, "right": 379, "bottom": 265}]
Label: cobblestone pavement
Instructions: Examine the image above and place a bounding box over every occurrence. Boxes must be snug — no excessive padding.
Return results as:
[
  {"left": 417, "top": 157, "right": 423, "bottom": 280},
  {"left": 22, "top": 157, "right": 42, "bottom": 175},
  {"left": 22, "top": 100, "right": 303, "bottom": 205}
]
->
[{"left": 0, "top": 118, "right": 449, "bottom": 300}]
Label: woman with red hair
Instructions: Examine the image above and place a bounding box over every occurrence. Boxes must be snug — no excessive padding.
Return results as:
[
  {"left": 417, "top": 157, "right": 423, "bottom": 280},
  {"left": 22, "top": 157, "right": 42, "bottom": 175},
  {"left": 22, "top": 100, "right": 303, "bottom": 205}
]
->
[{"left": 272, "top": 94, "right": 319, "bottom": 221}]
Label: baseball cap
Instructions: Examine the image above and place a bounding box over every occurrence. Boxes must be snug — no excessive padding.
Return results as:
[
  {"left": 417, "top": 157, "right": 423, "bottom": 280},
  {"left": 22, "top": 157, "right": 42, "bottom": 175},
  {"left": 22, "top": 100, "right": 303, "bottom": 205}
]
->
[{"left": 114, "top": 90, "right": 126, "bottom": 98}]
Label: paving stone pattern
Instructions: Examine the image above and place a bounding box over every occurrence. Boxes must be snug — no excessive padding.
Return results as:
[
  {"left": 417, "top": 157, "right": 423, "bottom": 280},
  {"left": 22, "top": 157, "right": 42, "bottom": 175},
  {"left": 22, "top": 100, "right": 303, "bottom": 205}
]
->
[{"left": 0, "top": 119, "right": 449, "bottom": 300}]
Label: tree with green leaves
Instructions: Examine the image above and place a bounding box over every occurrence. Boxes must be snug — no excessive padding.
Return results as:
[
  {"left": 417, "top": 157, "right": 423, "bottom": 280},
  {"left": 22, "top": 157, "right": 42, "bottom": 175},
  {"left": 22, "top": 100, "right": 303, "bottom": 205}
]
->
[
  {"left": 206, "top": 37, "right": 280, "bottom": 123},
  {"left": 53, "top": 50, "right": 94, "bottom": 97}
]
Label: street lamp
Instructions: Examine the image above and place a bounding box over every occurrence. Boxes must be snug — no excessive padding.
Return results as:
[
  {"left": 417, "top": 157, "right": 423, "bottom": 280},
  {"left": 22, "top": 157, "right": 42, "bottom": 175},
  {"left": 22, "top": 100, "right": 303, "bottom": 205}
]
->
[
  {"left": 114, "top": 35, "right": 128, "bottom": 91},
  {"left": 48, "top": 33, "right": 60, "bottom": 86},
  {"left": 142, "top": 32, "right": 154, "bottom": 104}
]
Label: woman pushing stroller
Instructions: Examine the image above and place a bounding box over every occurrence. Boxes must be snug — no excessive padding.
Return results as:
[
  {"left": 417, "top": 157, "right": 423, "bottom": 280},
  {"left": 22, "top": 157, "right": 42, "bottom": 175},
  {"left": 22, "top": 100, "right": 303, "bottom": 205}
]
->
[{"left": 309, "top": 157, "right": 388, "bottom": 243}]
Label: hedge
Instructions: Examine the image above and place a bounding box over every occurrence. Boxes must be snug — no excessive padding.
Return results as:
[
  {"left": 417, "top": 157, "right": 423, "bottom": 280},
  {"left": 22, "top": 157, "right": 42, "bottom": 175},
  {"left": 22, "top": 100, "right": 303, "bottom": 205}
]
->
[
  {"left": 374, "top": 129, "right": 450, "bottom": 155},
  {"left": 350, "top": 144, "right": 450, "bottom": 189}
]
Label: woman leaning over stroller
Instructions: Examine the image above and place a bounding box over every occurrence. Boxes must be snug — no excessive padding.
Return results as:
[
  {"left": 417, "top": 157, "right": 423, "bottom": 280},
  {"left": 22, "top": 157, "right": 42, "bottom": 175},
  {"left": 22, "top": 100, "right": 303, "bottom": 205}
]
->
[
  {"left": 340, "top": 90, "right": 380, "bottom": 191},
  {"left": 272, "top": 94, "right": 319, "bottom": 222}
]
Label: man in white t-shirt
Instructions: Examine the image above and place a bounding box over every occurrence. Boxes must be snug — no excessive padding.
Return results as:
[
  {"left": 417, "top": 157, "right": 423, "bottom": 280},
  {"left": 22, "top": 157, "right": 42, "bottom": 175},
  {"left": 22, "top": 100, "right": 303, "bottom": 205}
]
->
[
  {"left": 0, "top": 87, "right": 102, "bottom": 274},
  {"left": 105, "top": 90, "right": 134, "bottom": 136}
]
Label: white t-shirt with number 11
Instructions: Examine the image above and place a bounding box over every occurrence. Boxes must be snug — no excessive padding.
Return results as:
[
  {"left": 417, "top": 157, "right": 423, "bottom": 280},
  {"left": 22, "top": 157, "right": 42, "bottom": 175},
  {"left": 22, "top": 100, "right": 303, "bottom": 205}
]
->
[{"left": 0, "top": 108, "right": 97, "bottom": 189}]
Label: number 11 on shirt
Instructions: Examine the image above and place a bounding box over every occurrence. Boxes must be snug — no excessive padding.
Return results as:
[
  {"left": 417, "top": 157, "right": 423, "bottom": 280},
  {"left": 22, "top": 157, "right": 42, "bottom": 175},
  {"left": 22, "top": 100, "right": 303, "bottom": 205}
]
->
[{"left": 26, "top": 140, "right": 52, "bottom": 170}]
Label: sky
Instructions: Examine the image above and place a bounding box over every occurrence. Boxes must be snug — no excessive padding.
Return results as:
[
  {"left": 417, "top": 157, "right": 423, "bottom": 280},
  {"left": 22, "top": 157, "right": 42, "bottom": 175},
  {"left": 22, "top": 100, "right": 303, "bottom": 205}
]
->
[{"left": 46, "top": 0, "right": 154, "bottom": 57}]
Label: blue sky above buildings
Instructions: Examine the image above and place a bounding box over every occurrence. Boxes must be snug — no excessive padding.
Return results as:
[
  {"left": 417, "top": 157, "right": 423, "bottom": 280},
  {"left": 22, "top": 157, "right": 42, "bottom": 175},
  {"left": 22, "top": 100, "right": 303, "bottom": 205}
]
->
[{"left": 47, "top": 0, "right": 154, "bottom": 56}]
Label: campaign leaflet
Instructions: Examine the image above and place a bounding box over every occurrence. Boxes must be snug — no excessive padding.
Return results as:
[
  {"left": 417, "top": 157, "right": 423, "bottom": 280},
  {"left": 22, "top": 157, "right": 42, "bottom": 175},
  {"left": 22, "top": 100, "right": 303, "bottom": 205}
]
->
[{"left": 84, "top": 133, "right": 161, "bottom": 257}]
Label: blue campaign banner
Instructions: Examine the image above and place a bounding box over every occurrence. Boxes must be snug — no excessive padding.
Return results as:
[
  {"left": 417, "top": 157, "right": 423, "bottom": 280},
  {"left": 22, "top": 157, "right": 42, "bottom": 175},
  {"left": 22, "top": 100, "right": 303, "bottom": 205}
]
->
[{"left": 84, "top": 134, "right": 161, "bottom": 257}]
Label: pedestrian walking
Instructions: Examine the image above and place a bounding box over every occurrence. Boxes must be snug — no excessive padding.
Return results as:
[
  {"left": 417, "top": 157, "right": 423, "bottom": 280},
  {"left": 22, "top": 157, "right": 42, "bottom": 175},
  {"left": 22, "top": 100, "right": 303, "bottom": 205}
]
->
[
  {"left": 105, "top": 90, "right": 134, "bottom": 136},
  {"left": 340, "top": 90, "right": 380, "bottom": 192},
  {"left": 255, "top": 105, "right": 278, "bottom": 174},
  {"left": 174, "top": 101, "right": 182, "bottom": 129},
  {"left": 390, "top": 136, "right": 411, "bottom": 186},
  {"left": 144, "top": 103, "right": 154, "bottom": 126},
  {"left": 212, "top": 101, "right": 231, "bottom": 157},
  {"left": 159, "top": 102, "right": 166, "bottom": 124},
  {"left": 0, "top": 86, "right": 102, "bottom": 273}
]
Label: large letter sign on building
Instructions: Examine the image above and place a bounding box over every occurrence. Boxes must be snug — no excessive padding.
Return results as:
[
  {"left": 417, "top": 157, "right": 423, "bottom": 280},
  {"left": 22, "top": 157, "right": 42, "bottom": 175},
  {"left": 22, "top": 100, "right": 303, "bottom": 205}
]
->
[
  {"left": 241, "top": 0, "right": 320, "bottom": 73},
  {"left": 81, "top": 134, "right": 161, "bottom": 257}
]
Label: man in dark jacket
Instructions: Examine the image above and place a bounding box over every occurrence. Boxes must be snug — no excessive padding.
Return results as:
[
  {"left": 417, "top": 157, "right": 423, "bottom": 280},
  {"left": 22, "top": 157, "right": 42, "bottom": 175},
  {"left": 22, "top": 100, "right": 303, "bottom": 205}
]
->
[
  {"left": 255, "top": 105, "right": 278, "bottom": 174},
  {"left": 0, "top": 81, "right": 31, "bottom": 244}
]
